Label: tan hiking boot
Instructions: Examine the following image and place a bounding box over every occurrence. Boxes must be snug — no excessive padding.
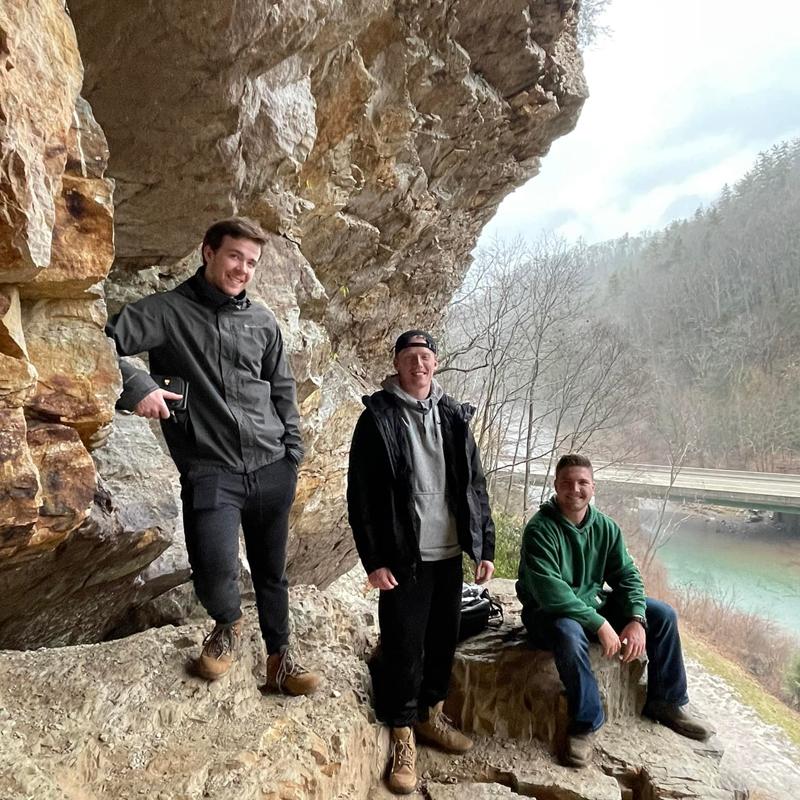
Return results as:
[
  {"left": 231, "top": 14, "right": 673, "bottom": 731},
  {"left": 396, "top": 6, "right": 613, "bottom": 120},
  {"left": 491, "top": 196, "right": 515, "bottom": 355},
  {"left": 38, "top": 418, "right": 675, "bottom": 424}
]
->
[
  {"left": 265, "top": 649, "right": 320, "bottom": 696},
  {"left": 414, "top": 701, "right": 473, "bottom": 753},
  {"left": 562, "top": 731, "right": 594, "bottom": 768},
  {"left": 196, "top": 618, "right": 242, "bottom": 680},
  {"left": 388, "top": 726, "right": 417, "bottom": 795}
]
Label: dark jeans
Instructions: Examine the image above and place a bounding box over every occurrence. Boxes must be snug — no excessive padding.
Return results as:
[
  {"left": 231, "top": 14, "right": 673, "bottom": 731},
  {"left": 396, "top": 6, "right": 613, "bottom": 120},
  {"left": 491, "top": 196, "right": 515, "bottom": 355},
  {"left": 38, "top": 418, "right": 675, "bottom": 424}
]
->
[
  {"left": 527, "top": 597, "right": 689, "bottom": 734},
  {"left": 378, "top": 555, "right": 463, "bottom": 727},
  {"left": 180, "top": 457, "right": 297, "bottom": 654}
]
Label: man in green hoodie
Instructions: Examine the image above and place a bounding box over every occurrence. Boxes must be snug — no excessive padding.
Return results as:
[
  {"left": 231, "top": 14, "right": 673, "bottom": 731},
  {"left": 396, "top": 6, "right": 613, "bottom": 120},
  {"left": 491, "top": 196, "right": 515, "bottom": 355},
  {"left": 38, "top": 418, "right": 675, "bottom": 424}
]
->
[{"left": 517, "top": 453, "right": 712, "bottom": 768}]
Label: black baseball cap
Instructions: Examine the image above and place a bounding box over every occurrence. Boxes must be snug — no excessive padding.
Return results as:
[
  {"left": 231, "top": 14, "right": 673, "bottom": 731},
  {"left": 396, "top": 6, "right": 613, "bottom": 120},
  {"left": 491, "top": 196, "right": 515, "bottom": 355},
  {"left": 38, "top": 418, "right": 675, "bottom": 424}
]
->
[{"left": 394, "top": 329, "right": 438, "bottom": 355}]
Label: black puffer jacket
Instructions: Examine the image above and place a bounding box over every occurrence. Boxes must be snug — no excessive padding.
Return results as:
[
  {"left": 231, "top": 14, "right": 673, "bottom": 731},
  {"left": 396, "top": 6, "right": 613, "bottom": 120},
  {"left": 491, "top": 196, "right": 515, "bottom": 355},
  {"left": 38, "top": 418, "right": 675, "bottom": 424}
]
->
[{"left": 347, "top": 389, "right": 495, "bottom": 582}]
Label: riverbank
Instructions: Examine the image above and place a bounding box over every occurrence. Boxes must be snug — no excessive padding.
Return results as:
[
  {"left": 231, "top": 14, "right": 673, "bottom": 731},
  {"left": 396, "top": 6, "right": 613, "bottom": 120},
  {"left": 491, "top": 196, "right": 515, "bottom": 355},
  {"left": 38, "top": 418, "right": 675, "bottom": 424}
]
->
[
  {"left": 630, "top": 496, "right": 800, "bottom": 718},
  {"left": 684, "top": 630, "right": 800, "bottom": 799},
  {"left": 682, "top": 502, "right": 800, "bottom": 541}
]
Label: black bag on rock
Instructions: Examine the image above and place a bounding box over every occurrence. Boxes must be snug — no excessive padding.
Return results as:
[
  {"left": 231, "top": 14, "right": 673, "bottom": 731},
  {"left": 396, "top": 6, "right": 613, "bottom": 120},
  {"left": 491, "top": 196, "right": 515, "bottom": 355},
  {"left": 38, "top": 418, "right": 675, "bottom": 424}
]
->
[{"left": 458, "top": 583, "right": 503, "bottom": 641}]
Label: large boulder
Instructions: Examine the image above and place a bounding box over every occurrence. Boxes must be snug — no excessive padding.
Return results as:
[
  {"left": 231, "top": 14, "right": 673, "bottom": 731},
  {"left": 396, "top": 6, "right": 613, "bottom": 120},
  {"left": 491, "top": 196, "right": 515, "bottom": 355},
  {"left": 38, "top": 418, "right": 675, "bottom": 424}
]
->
[{"left": 447, "top": 582, "right": 646, "bottom": 750}]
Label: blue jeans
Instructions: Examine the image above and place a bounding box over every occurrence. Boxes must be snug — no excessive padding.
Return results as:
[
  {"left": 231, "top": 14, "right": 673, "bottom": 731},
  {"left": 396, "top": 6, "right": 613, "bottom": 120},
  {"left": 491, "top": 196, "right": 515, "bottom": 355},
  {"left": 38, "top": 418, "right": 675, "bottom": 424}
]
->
[{"left": 527, "top": 597, "right": 689, "bottom": 734}]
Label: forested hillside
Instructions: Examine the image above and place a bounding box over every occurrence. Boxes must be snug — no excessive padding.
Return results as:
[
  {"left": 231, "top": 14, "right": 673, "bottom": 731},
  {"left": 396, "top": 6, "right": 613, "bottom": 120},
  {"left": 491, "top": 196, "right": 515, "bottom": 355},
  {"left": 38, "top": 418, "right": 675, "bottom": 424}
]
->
[
  {"left": 592, "top": 139, "right": 800, "bottom": 471},
  {"left": 441, "top": 140, "right": 800, "bottom": 493}
]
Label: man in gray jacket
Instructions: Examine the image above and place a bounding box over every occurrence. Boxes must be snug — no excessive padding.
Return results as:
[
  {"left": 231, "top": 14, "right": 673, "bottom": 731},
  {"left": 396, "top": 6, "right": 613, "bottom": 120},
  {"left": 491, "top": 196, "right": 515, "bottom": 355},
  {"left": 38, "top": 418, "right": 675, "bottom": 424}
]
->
[{"left": 106, "top": 216, "right": 319, "bottom": 695}]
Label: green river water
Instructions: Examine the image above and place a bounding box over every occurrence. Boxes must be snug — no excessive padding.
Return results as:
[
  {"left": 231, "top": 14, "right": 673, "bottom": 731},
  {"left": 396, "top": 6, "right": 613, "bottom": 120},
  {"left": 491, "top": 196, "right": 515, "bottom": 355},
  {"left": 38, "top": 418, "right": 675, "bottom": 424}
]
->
[{"left": 639, "top": 502, "right": 800, "bottom": 639}]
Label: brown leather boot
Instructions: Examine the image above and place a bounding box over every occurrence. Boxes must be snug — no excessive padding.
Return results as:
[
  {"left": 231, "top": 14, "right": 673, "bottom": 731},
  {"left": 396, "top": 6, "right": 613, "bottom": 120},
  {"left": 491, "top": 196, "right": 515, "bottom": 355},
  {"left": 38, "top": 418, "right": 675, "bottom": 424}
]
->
[
  {"left": 196, "top": 618, "right": 243, "bottom": 680},
  {"left": 562, "top": 731, "right": 594, "bottom": 768},
  {"left": 388, "top": 727, "right": 417, "bottom": 795},
  {"left": 642, "top": 701, "right": 715, "bottom": 740},
  {"left": 414, "top": 701, "right": 473, "bottom": 753},
  {"left": 265, "top": 649, "right": 320, "bottom": 696}
]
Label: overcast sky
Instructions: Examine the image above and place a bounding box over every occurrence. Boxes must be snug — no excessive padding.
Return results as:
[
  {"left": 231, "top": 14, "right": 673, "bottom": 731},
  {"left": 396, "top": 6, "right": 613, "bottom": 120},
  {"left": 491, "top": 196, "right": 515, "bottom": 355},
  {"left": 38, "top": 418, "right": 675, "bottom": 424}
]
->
[{"left": 477, "top": 0, "right": 800, "bottom": 248}]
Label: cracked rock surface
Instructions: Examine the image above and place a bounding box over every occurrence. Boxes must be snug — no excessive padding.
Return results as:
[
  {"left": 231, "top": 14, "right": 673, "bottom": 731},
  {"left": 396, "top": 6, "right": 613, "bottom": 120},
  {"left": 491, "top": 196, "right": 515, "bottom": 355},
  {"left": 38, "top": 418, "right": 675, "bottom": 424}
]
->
[{"left": 0, "top": 572, "right": 745, "bottom": 800}]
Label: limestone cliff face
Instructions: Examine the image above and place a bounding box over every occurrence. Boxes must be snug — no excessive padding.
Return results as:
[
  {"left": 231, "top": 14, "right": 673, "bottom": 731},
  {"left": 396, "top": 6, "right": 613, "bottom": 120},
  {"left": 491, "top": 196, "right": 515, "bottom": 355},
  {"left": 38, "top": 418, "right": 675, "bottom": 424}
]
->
[
  {"left": 71, "top": 0, "right": 586, "bottom": 369},
  {"left": 0, "top": 2, "right": 162, "bottom": 649},
  {"left": 0, "top": 0, "right": 586, "bottom": 647}
]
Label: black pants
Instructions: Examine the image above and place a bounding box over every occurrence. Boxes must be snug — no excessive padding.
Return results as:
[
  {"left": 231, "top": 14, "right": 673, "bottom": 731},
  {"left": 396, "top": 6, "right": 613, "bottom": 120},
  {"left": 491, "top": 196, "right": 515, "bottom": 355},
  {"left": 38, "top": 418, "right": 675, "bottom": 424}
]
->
[
  {"left": 378, "top": 555, "right": 463, "bottom": 727},
  {"left": 180, "top": 457, "right": 297, "bottom": 654}
]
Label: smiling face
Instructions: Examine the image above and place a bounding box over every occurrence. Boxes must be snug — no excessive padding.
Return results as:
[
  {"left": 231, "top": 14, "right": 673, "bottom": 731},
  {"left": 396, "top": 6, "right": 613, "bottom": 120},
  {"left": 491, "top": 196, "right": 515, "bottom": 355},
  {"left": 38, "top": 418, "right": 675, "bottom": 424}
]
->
[
  {"left": 553, "top": 465, "right": 595, "bottom": 524},
  {"left": 202, "top": 235, "right": 262, "bottom": 296},
  {"left": 394, "top": 336, "right": 438, "bottom": 400}
]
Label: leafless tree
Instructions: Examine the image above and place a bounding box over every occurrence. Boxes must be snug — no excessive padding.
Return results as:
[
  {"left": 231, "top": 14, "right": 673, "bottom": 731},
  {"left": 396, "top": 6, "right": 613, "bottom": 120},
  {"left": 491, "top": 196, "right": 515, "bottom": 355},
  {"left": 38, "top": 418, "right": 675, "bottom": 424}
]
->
[
  {"left": 440, "top": 236, "right": 641, "bottom": 517},
  {"left": 578, "top": 0, "right": 613, "bottom": 48}
]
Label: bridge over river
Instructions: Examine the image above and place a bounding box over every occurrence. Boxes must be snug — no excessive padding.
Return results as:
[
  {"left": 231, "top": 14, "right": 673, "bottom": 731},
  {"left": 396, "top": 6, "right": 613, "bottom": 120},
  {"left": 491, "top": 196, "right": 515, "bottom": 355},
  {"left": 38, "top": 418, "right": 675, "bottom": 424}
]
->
[{"left": 524, "top": 463, "right": 800, "bottom": 529}]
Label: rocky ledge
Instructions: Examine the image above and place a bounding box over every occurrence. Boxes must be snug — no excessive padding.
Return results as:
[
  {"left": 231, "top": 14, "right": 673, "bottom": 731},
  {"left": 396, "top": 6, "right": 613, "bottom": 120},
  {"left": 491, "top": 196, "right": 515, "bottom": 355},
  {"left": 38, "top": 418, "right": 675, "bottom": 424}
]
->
[{"left": 0, "top": 574, "right": 743, "bottom": 800}]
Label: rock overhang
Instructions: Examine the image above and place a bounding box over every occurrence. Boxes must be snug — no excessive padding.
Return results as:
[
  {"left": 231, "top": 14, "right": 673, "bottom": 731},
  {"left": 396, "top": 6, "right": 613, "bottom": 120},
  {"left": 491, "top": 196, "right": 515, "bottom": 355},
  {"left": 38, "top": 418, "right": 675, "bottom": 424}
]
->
[{"left": 2, "top": 0, "right": 587, "bottom": 645}]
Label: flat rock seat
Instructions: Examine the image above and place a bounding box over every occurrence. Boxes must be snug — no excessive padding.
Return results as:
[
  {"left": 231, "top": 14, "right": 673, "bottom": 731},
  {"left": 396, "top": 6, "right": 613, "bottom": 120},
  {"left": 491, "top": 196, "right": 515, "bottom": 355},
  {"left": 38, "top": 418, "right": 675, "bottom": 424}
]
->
[{"left": 445, "top": 579, "right": 646, "bottom": 752}]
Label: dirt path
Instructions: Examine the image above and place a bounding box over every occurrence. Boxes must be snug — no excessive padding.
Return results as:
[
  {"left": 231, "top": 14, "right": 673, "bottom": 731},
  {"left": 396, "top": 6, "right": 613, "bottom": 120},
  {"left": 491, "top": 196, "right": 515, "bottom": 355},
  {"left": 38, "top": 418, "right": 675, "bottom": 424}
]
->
[{"left": 686, "top": 658, "right": 800, "bottom": 799}]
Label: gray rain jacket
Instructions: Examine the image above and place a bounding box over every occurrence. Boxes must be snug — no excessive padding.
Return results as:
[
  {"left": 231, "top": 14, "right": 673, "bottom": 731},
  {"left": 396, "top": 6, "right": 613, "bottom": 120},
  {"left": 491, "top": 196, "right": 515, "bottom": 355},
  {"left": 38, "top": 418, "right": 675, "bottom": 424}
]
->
[{"left": 106, "top": 267, "right": 304, "bottom": 476}]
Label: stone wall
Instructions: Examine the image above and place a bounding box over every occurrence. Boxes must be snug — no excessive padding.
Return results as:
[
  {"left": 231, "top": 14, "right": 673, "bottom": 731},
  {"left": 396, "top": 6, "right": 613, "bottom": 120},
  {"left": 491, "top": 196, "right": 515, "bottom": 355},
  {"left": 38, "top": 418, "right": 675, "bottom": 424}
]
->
[{"left": 0, "top": 0, "right": 587, "bottom": 647}]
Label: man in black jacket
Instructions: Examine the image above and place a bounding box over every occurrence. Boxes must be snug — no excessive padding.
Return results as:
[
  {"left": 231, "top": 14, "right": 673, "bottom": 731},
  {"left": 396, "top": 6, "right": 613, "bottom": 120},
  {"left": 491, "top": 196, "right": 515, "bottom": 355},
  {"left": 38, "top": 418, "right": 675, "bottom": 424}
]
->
[
  {"left": 106, "top": 217, "right": 319, "bottom": 696},
  {"left": 347, "top": 330, "right": 495, "bottom": 795}
]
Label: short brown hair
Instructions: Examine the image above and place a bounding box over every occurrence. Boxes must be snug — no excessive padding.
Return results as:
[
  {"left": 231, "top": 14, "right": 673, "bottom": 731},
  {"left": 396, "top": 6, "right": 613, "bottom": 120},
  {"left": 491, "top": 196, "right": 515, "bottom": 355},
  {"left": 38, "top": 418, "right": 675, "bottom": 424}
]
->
[
  {"left": 555, "top": 453, "right": 593, "bottom": 477},
  {"left": 201, "top": 217, "right": 268, "bottom": 264}
]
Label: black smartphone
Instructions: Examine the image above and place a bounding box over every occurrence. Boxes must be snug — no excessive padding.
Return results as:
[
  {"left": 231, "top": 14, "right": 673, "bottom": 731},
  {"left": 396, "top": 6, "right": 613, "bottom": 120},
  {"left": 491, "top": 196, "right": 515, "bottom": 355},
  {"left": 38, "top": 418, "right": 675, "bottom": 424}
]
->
[{"left": 151, "top": 375, "right": 189, "bottom": 412}]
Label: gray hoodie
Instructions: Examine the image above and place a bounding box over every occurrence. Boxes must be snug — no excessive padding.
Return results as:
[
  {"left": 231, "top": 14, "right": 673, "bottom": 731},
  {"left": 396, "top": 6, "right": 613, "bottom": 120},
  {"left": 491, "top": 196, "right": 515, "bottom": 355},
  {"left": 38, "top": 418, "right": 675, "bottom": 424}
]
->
[{"left": 381, "top": 375, "right": 461, "bottom": 562}]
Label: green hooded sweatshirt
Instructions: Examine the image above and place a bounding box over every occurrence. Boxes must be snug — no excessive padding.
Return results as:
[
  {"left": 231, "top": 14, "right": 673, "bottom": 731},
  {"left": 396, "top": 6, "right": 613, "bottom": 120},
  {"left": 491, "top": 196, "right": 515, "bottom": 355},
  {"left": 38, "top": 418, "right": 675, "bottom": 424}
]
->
[{"left": 516, "top": 498, "right": 646, "bottom": 633}]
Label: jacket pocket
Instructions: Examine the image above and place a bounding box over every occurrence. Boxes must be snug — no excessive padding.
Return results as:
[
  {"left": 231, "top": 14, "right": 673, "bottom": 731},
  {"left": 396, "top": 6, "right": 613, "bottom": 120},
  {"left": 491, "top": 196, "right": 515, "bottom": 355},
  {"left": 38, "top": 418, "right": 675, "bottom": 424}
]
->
[
  {"left": 162, "top": 400, "right": 197, "bottom": 461},
  {"left": 465, "top": 486, "right": 483, "bottom": 558}
]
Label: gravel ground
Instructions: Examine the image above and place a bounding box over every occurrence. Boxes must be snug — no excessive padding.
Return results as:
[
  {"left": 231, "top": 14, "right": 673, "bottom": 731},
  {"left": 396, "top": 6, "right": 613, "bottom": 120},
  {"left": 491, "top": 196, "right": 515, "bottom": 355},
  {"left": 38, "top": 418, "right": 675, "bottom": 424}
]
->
[{"left": 686, "top": 658, "right": 800, "bottom": 799}]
